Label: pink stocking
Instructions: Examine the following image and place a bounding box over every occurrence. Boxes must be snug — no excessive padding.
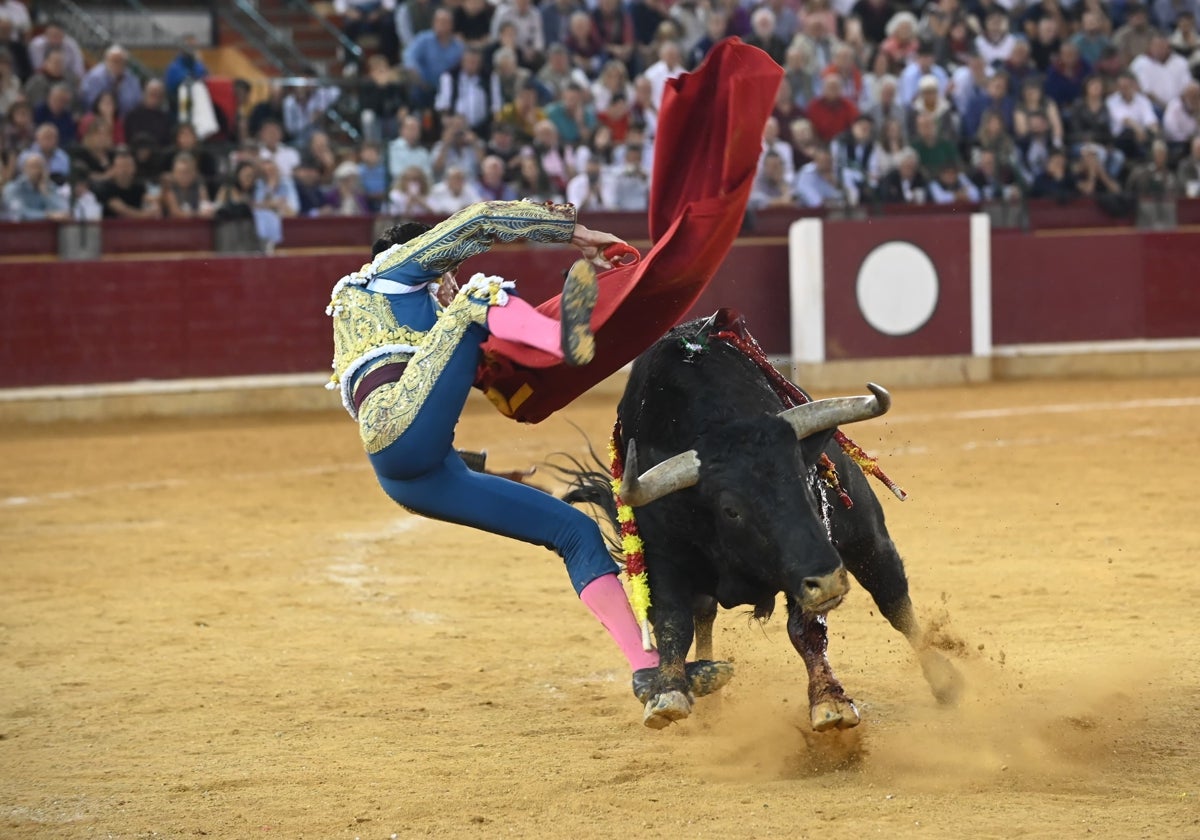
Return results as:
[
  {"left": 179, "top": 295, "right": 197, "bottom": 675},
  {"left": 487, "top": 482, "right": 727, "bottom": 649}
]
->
[
  {"left": 487, "top": 298, "right": 564, "bottom": 359},
  {"left": 580, "top": 574, "right": 660, "bottom": 671}
]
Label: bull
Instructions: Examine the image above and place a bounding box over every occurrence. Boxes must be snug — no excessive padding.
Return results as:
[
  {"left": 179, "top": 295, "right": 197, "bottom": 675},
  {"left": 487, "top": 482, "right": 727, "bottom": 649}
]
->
[{"left": 564, "top": 312, "right": 963, "bottom": 730}]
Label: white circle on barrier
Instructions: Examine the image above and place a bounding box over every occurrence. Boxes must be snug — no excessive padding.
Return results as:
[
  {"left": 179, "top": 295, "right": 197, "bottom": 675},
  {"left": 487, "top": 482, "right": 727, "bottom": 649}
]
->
[{"left": 855, "top": 241, "right": 940, "bottom": 336}]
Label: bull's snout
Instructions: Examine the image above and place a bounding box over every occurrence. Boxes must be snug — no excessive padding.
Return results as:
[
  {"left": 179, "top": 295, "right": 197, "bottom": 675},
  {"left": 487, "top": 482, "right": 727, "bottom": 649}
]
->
[{"left": 800, "top": 567, "right": 850, "bottom": 614}]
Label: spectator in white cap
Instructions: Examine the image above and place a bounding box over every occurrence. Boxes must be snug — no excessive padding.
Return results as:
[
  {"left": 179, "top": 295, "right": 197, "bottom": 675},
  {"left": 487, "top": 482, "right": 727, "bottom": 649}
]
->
[
  {"left": 906, "top": 73, "right": 958, "bottom": 142},
  {"left": 332, "top": 160, "right": 370, "bottom": 216},
  {"left": 898, "top": 40, "right": 948, "bottom": 104}
]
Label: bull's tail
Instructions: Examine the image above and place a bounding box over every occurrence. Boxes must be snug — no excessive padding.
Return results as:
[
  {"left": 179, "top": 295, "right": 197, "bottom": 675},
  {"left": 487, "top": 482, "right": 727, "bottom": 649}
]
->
[{"left": 548, "top": 442, "right": 622, "bottom": 557}]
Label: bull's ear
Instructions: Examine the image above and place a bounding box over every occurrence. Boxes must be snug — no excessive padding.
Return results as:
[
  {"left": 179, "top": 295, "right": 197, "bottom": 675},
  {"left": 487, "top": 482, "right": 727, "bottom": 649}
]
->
[{"left": 798, "top": 428, "right": 836, "bottom": 466}]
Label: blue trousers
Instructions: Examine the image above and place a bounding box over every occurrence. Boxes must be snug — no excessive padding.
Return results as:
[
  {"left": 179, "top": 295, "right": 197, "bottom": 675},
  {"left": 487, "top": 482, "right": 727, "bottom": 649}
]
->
[{"left": 366, "top": 325, "right": 618, "bottom": 594}]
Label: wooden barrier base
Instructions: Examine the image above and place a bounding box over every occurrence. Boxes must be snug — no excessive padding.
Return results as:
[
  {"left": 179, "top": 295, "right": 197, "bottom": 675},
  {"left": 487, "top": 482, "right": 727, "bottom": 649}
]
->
[
  {"left": 2, "top": 348, "right": 1195, "bottom": 424},
  {"left": 0, "top": 374, "right": 340, "bottom": 425},
  {"left": 993, "top": 346, "right": 1200, "bottom": 381},
  {"left": 792, "top": 355, "right": 992, "bottom": 392},
  {"left": 792, "top": 348, "right": 1200, "bottom": 393},
  {"left": 0, "top": 370, "right": 636, "bottom": 425}
]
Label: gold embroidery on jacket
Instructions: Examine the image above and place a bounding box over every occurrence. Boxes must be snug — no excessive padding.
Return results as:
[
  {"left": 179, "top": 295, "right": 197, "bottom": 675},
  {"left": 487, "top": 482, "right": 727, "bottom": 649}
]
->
[
  {"left": 357, "top": 281, "right": 504, "bottom": 454},
  {"left": 330, "top": 285, "right": 427, "bottom": 393},
  {"left": 373, "top": 200, "right": 576, "bottom": 278}
]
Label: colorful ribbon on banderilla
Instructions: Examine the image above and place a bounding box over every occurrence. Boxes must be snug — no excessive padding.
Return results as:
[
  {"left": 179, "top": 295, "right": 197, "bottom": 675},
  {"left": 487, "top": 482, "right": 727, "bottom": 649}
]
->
[{"left": 607, "top": 420, "right": 654, "bottom": 652}]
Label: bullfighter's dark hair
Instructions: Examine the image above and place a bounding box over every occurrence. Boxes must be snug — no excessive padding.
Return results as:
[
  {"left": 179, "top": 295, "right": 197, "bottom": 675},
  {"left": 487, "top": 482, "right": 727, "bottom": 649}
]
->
[{"left": 372, "top": 220, "right": 433, "bottom": 257}]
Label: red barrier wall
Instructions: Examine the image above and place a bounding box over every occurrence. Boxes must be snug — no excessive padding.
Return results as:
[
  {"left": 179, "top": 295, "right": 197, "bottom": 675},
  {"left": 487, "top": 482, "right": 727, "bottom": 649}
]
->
[
  {"left": 0, "top": 242, "right": 791, "bottom": 389},
  {"left": 0, "top": 253, "right": 344, "bottom": 386},
  {"left": 991, "top": 229, "right": 1200, "bottom": 345},
  {"left": 1, "top": 224, "right": 1195, "bottom": 390}
]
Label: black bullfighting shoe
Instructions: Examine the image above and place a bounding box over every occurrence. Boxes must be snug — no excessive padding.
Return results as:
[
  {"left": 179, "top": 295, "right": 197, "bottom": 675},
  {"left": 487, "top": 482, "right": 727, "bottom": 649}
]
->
[
  {"left": 631, "top": 660, "right": 736, "bottom": 704},
  {"left": 560, "top": 259, "right": 598, "bottom": 366},
  {"left": 456, "top": 449, "right": 487, "bottom": 473}
]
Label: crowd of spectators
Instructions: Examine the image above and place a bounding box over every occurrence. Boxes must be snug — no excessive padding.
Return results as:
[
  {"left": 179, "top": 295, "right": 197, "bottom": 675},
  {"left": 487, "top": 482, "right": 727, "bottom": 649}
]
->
[
  {"left": 2, "top": 0, "right": 1200, "bottom": 249},
  {"left": 735, "top": 0, "right": 1200, "bottom": 212}
]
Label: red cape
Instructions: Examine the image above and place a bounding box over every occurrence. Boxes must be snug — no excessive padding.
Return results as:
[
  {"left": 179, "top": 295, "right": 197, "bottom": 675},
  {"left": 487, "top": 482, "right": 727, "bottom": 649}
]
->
[{"left": 478, "top": 40, "right": 783, "bottom": 423}]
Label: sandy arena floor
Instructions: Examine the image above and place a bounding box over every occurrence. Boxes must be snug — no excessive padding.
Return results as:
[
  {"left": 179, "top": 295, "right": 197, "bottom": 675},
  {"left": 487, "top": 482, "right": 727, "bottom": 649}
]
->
[{"left": 1, "top": 375, "right": 1198, "bottom": 839}]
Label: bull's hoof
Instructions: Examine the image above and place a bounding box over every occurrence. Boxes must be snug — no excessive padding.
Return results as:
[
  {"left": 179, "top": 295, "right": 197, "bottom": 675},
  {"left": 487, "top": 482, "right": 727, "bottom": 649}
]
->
[
  {"left": 919, "top": 648, "right": 965, "bottom": 706},
  {"left": 631, "top": 660, "right": 735, "bottom": 704},
  {"left": 810, "top": 697, "right": 861, "bottom": 732},
  {"left": 688, "top": 660, "right": 735, "bottom": 699},
  {"left": 643, "top": 691, "right": 692, "bottom": 729}
]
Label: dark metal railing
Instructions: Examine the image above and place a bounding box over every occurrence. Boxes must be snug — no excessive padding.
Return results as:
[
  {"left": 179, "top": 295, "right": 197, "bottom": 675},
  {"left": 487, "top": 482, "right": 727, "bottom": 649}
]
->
[
  {"left": 221, "top": 0, "right": 360, "bottom": 141},
  {"left": 120, "top": 0, "right": 194, "bottom": 49},
  {"left": 229, "top": 0, "right": 313, "bottom": 75},
  {"left": 35, "top": 0, "right": 155, "bottom": 80},
  {"left": 286, "top": 0, "right": 362, "bottom": 65}
]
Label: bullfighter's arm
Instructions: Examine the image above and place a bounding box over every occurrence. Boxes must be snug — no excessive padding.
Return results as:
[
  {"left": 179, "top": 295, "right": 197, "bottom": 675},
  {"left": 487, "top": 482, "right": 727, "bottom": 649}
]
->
[{"left": 372, "top": 200, "right": 579, "bottom": 286}]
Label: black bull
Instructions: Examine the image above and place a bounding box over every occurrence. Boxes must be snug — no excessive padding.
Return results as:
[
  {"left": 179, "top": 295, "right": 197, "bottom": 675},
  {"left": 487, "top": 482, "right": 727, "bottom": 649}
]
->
[{"left": 563, "top": 315, "right": 963, "bottom": 730}]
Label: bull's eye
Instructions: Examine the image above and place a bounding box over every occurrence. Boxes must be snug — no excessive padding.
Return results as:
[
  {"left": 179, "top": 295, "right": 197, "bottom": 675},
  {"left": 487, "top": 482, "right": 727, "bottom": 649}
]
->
[{"left": 723, "top": 506, "right": 741, "bottom": 521}]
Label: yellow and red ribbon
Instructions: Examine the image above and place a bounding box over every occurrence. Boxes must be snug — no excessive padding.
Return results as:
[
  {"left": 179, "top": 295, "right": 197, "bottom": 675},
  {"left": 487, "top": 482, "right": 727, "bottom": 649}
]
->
[{"left": 608, "top": 421, "right": 654, "bottom": 651}]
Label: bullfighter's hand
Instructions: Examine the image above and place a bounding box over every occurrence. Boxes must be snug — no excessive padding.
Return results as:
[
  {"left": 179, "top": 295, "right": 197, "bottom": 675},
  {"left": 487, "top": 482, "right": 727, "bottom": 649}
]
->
[
  {"left": 571, "top": 224, "right": 632, "bottom": 270},
  {"left": 434, "top": 271, "right": 460, "bottom": 307},
  {"left": 486, "top": 466, "right": 539, "bottom": 485}
]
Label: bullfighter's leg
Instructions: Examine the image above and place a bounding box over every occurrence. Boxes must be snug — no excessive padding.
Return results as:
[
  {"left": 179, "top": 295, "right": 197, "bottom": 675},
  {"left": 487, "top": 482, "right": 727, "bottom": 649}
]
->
[
  {"left": 785, "top": 596, "right": 860, "bottom": 731},
  {"left": 367, "top": 328, "right": 659, "bottom": 688},
  {"left": 486, "top": 259, "right": 598, "bottom": 366},
  {"left": 827, "top": 482, "right": 963, "bottom": 705},
  {"left": 375, "top": 447, "right": 660, "bottom": 664}
]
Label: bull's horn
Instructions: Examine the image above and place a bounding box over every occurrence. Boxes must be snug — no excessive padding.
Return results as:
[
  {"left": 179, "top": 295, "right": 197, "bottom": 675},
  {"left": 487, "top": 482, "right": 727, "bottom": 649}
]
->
[
  {"left": 620, "top": 438, "right": 701, "bottom": 507},
  {"left": 778, "top": 383, "right": 892, "bottom": 440}
]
